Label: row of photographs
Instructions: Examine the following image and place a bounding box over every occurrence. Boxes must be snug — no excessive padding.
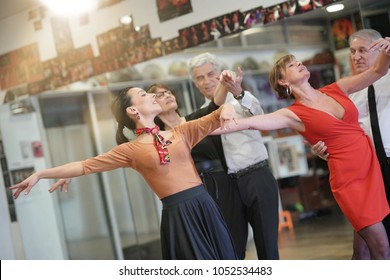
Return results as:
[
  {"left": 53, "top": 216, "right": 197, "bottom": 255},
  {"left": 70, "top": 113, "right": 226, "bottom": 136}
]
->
[
  {"left": 0, "top": 0, "right": 343, "bottom": 91},
  {"left": 175, "top": 0, "right": 340, "bottom": 51}
]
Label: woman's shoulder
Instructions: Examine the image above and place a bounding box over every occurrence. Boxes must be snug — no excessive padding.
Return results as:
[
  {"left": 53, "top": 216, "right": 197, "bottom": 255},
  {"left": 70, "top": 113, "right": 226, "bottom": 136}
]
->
[{"left": 319, "top": 82, "right": 343, "bottom": 95}]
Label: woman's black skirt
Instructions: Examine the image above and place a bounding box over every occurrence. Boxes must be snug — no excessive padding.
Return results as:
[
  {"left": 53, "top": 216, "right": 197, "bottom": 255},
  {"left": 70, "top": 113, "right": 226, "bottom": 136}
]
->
[{"left": 160, "top": 185, "right": 238, "bottom": 260}]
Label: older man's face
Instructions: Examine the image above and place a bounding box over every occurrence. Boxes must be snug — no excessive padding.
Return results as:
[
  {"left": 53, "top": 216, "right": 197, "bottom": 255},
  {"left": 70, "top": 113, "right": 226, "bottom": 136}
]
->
[
  {"left": 192, "top": 62, "right": 220, "bottom": 100},
  {"left": 349, "top": 37, "right": 379, "bottom": 74}
]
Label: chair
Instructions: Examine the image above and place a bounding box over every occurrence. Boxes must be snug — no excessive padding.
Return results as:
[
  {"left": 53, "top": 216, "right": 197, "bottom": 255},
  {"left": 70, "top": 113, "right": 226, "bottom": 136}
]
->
[{"left": 278, "top": 210, "right": 294, "bottom": 232}]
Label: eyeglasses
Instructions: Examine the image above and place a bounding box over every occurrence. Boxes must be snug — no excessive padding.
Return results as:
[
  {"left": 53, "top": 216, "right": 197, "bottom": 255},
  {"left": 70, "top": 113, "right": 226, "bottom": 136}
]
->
[{"left": 155, "top": 90, "right": 174, "bottom": 99}]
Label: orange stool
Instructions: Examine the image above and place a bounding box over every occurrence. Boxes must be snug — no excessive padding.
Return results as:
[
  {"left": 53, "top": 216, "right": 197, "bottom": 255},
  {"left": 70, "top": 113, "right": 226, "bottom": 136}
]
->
[{"left": 278, "top": 210, "right": 294, "bottom": 232}]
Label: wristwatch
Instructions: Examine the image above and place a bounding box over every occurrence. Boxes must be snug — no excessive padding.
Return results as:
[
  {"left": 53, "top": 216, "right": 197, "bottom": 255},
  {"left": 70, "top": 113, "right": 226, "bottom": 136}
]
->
[{"left": 234, "top": 90, "right": 245, "bottom": 100}]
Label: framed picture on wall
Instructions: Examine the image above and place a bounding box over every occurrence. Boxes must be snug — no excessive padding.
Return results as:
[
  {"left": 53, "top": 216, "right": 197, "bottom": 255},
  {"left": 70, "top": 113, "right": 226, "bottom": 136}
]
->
[
  {"left": 157, "top": 0, "right": 193, "bottom": 22},
  {"left": 163, "top": 37, "right": 182, "bottom": 55},
  {"left": 331, "top": 15, "right": 354, "bottom": 50},
  {"left": 273, "top": 135, "right": 309, "bottom": 179},
  {"left": 262, "top": 135, "right": 309, "bottom": 179},
  {"left": 51, "top": 17, "right": 74, "bottom": 55},
  {"left": 242, "top": 6, "right": 265, "bottom": 29},
  {"left": 11, "top": 167, "right": 35, "bottom": 185},
  {"left": 334, "top": 47, "right": 352, "bottom": 78}
]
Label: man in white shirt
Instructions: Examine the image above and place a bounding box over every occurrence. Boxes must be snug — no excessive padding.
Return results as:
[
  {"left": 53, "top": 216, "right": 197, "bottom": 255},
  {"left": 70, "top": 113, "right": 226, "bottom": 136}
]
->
[
  {"left": 187, "top": 52, "right": 279, "bottom": 260},
  {"left": 312, "top": 29, "right": 390, "bottom": 259}
]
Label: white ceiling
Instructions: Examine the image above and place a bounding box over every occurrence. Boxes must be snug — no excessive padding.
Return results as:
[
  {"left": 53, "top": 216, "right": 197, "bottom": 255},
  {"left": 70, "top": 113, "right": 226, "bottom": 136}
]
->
[
  {"left": 0, "top": 0, "right": 40, "bottom": 20},
  {"left": 0, "top": 0, "right": 387, "bottom": 21}
]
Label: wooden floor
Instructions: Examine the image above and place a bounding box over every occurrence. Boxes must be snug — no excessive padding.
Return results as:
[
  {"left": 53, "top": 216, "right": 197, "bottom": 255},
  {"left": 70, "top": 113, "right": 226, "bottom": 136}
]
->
[{"left": 245, "top": 206, "right": 355, "bottom": 260}]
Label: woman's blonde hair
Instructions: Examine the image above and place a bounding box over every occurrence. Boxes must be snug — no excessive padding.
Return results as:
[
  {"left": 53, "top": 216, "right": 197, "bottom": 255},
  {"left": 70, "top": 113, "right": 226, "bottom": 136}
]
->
[{"left": 269, "top": 54, "right": 296, "bottom": 99}]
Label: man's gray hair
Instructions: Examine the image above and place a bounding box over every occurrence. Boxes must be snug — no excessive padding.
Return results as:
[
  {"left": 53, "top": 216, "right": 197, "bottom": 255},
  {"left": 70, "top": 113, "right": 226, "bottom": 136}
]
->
[
  {"left": 187, "top": 52, "right": 222, "bottom": 81},
  {"left": 348, "top": 29, "right": 382, "bottom": 45}
]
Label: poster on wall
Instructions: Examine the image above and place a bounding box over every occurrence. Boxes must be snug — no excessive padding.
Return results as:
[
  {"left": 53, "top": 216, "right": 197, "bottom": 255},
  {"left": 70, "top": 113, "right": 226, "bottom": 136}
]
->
[
  {"left": 20, "top": 141, "right": 33, "bottom": 160},
  {"left": 59, "top": 45, "right": 96, "bottom": 83},
  {"left": 242, "top": 6, "right": 265, "bottom": 29},
  {"left": 32, "top": 141, "right": 43, "bottom": 158},
  {"left": 51, "top": 17, "right": 74, "bottom": 55},
  {"left": 334, "top": 48, "right": 352, "bottom": 78},
  {"left": 157, "top": 0, "right": 193, "bottom": 22},
  {"left": 274, "top": 135, "right": 308, "bottom": 179},
  {"left": 0, "top": 44, "right": 41, "bottom": 90},
  {"left": 11, "top": 167, "right": 35, "bottom": 185},
  {"left": 97, "top": 27, "right": 124, "bottom": 73},
  {"left": 145, "top": 38, "right": 164, "bottom": 60},
  {"left": 331, "top": 15, "right": 354, "bottom": 50},
  {"left": 8, "top": 167, "right": 36, "bottom": 221},
  {"left": 186, "top": 21, "right": 215, "bottom": 46},
  {"left": 163, "top": 37, "right": 182, "bottom": 55},
  {"left": 213, "top": 11, "right": 245, "bottom": 38}
]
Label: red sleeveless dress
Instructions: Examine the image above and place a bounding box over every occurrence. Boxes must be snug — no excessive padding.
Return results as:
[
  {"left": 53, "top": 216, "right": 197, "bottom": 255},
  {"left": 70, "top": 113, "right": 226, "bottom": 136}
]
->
[{"left": 288, "top": 83, "right": 390, "bottom": 231}]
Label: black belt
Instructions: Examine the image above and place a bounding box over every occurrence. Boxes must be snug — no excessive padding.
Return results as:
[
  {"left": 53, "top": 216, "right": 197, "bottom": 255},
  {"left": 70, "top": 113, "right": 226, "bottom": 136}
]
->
[
  {"left": 195, "top": 160, "right": 224, "bottom": 174},
  {"left": 229, "top": 160, "right": 268, "bottom": 179},
  {"left": 196, "top": 160, "right": 225, "bottom": 200},
  {"left": 379, "top": 157, "right": 390, "bottom": 166}
]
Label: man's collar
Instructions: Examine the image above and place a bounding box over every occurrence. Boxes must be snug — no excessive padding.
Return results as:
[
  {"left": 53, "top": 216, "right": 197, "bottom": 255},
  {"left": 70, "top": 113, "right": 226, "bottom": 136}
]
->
[{"left": 201, "top": 98, "right": 212, "bottom": 108}]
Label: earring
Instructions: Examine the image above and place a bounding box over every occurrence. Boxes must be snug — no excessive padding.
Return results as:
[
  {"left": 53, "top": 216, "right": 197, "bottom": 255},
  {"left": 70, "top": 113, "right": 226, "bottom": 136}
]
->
[
  {"left": 136, "top": 113, "right": 140, "bottom": 120},
  {"left": 286, "top": 86, "right": 292, "bottom": 96}
]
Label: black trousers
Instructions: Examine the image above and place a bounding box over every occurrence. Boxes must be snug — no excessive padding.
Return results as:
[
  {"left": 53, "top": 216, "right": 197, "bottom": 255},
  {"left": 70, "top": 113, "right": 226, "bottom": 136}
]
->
[
  {"left": 202, "top": 165, "right": 280, "bottom": 260},
  {"left": 201, "top": 171, "right": 247, "bottom": 259},
  {"left": 233, "top": 165, "right": 280, "bottom": 260}
]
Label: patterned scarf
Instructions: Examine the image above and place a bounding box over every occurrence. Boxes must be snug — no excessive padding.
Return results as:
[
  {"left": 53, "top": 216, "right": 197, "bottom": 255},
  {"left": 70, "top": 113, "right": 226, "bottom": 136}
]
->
[{"left": 135, "top": 125, "right": 172, "bottom": 165}]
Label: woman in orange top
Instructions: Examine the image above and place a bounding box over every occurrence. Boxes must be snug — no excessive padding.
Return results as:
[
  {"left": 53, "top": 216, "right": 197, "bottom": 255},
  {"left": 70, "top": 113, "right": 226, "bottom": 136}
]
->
[{"left": 9, "top": 86, "right": 238, "bottom": 260}]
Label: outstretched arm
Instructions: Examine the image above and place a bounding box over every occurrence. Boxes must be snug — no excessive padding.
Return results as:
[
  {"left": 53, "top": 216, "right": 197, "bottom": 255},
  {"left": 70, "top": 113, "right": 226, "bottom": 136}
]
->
[
  {"left": 9, "top": 161, "right": 84, "bottom": 199},
  {"left": 213, "top": 108, "right": 303, "bottom": 134},
  {"left": 337, "top": 37, "right": 390, "bottom": 94}
]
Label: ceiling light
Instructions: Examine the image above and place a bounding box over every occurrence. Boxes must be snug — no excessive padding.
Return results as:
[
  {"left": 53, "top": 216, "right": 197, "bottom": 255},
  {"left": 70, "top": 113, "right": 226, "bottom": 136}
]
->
[
  {"left": 326, "top": 4, "right": 344, "bottom": 13},
  {"left": 120, "top": 15, "right": 132, "bottom": 25},
  {"left": 40, "top": 0, "right": 97, "bottom": 17}
]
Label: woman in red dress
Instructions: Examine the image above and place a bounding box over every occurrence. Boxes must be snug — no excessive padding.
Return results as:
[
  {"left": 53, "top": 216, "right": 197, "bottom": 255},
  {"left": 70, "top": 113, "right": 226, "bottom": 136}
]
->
[{"left": 224, "top": 37, "right": 390, "bottom": 259}]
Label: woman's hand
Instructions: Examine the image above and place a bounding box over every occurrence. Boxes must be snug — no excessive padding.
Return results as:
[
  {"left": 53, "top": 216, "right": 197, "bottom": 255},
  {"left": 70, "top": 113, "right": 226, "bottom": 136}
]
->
[
  {"left": 306, "top": 140, "right": 329, "bottom": 161},
  {"left": 220, "top": 104, "right": 237, "bottom": 130},
  {"left": 9, "top": 175, "right": 73, "bottom": 198},
  {"left": 8, "top": 173, "right": 40, "bottom": 199},
  {"left": 218, "top": 67, "right": 243, "bottom": 96},
  {"left": 369, "top": 37, "right": 390, "bottom": 55},
  {"left": 49, "top": 178, "right": 72, "bottom": 193}
]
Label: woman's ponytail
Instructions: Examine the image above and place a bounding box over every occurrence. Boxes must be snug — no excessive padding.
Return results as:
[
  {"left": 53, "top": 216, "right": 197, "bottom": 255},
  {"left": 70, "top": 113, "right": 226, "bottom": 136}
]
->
[{"left": 115, "top": 123, "right": 129, "bottom": 145}]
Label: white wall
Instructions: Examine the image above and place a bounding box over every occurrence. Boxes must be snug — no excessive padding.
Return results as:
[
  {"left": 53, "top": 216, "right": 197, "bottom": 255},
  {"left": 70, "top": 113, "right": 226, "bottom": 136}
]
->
[
  {"left": 0, "top": 102, "right": 68, "bottom": 259},
  {"left": 0, "top": 0, "right": 284, "bottom": 59},
  {"left": 0, "top": 166, "right": 16, "bottom": 259}
]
